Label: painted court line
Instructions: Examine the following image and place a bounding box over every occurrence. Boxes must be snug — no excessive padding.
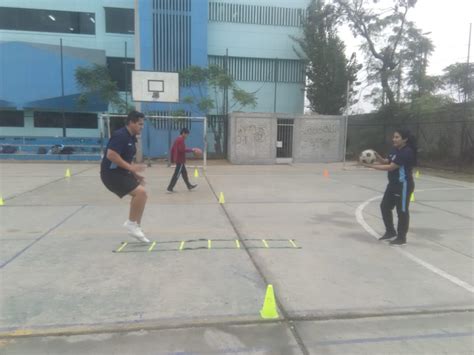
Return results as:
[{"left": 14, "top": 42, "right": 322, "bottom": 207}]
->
[
  {"left": 355, "top": 188, "right": 474, "bottom": 294},
  {"left": 0, "top": 205, "right": 86, "bottom": 268}
]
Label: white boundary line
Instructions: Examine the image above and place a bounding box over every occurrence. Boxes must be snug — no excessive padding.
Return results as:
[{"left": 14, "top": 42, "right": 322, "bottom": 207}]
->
[{"left": 355, "top": 187, "right": 474, "bottom": 294}]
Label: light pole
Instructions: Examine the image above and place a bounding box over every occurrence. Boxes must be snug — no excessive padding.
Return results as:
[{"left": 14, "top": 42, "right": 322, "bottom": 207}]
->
[
  {"left": 342, "top": 53, "right": 356, "bottom": 170},
  {"left": 465, "top": 23, "right": 471, "bottom": 103}
]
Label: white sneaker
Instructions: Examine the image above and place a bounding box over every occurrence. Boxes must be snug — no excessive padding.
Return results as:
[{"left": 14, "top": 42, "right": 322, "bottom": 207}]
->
[{"left": 123, "top": 220, "right": 150, "bottom": 243}]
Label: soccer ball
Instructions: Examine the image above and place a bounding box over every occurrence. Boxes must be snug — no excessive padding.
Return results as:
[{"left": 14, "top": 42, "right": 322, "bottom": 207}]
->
[
  {"left": 192, "top": 147, "right": 203, "bottom": 157},
  {"left": 359, "top": 149, "right": 376, "bottom": 164}
]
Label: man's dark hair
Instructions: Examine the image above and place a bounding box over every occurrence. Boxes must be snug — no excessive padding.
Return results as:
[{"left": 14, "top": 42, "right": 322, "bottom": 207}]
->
[
  {"left": 180, "top": 128, "right": 190, "bottom": 135},
  {"left": 126, "top": 110, "right": 145, "bottom": 124}
]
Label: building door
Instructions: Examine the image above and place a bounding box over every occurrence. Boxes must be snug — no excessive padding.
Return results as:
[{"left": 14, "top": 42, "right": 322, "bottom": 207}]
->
[{"left": 276, "top": 118, "right": 294, "bottom": 162}]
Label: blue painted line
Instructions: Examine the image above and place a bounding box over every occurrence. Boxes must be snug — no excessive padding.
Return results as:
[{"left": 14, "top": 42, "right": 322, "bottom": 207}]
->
[
  {"left": 402, "top": 181, "right": 407, "bottom": 212},
  {"left": 0, "top": 205, "right": 86, "bottom": 269}
]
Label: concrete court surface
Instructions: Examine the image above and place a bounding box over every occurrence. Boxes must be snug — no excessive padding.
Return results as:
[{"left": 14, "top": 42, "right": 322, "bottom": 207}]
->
[{"left": 0, "top": 161, "right": 472, "bottom": 354}]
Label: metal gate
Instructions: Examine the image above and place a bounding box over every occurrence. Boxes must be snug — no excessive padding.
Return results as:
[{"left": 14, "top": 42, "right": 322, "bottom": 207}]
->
[{"left": 277, "top": 118, "right": 294, "bottom": 160}]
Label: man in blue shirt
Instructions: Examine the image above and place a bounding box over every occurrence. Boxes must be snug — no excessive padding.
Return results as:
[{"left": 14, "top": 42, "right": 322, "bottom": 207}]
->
[
  {"left": 101, "top": 111, "right": 150, "bottom": 243},
  {"left": 363, "top": 129, "right": 417, "bottom": 245}
]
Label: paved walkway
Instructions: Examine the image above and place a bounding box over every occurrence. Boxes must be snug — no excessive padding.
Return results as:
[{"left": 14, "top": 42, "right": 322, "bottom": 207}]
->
[{"left": 0, "top": 162, "right": 472, "bottom": 354}]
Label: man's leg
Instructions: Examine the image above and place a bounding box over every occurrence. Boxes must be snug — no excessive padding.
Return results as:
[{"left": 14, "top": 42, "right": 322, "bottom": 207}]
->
[
  {"left": 167, "top": 164, "right": 183, "bottom": 191},
  {"left": 180, "top": 165, "right": 192, "bottom": 188},
  {"left": 129, "top": 185, "right": 147, "bottom": 224},
  {"left": 124, "top": 185, "right": 149, "bottom": 243},
  {"left": 181, "top": 165, "right": 197, "bottom": 190}
]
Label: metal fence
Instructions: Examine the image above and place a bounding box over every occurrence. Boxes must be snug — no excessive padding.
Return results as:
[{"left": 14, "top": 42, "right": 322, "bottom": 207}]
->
[
  {"left": 101, "top": 113, "right": 229, "bottom": 162},
  {"left": 207, "top": 114, "right": 228, "bottom": 159},
  {"left": 347, "top": 118, "right": 474, "bottom": 170}
]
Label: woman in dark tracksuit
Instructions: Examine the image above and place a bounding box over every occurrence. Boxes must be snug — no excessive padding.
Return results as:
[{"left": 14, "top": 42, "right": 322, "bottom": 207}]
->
[{"left": 363, "top": 129, "right": 417, "bottom": 246}]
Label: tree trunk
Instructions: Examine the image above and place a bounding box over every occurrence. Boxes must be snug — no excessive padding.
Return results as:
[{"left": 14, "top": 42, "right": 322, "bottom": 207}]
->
[{"left": 381, "top": 69, "right": 395, "bottom": 106}]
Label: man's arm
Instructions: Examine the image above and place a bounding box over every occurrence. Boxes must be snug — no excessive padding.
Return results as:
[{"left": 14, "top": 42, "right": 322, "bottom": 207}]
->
[
  {"left": 107, "top": 149, "right": 144, "bottom": 174},
  {"left": 177, "top": 138, "right": 193, "bottom": 153}
]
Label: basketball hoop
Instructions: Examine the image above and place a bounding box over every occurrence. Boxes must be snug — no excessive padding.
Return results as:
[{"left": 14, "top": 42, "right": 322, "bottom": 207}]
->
[{"left": 132, "top": 71, "right": 179, "bottom": 103}]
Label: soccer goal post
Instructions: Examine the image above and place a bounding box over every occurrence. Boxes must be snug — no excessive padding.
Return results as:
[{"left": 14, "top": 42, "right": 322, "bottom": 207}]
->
[{"left": 99, "top": 114, "right": 207, "bottom": 169}]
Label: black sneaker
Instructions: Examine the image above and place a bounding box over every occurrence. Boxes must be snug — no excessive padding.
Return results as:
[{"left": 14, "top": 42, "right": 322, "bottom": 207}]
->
[
  {"left": 379, "top": 231, "right": 397, "bottom": 241},
  {"left": 389, "top": 238, "right": 407, "bottom": 246},
  {"left": 188, "top": 184, "right": 197, "bottom": 191}
]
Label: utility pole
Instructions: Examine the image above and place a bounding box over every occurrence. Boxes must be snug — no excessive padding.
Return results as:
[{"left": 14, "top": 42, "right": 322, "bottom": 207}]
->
[
  {"left": 124, "top": 41, "right": 128, "bottom": 108},
  {"left": 465, "top": 23, "right": 471, "bottom": 104},
  {"left": 343, "top": 53, "right": 356, "bottom": 170},
  {"left": 60, "top": 38, "right": 66, "bottom": 137},
  {"left": 134, "top": 0, "right": 143, "bottom": 163},
  {"left": 273, "top": 58, "right": 279, "bottom": 113}
]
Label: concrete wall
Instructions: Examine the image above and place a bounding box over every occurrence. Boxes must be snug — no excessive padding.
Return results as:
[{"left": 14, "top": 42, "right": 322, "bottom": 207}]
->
[
  {"left": 293, "top": 115, "right": 346, "bottom": 163},
  {"left": 228, "top": 112, "right": 346, "bottom": 164},
  {"left": 228, "top": 112, "right": 277, "bottom": 164}
]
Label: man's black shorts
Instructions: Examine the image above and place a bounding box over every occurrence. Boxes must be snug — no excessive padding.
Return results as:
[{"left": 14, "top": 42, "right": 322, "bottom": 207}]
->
[{"left": 101, "top": 170, "right": 139, "bottom": 198}]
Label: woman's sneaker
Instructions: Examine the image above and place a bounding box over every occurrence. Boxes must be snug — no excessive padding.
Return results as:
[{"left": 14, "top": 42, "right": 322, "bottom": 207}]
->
[
  {"left": 379, "top": 231, "right": 397, "bottom": 241},
  {"left": 389, "top": 238, "right": 406, "bottom": 246},
  {"left": 123, "top": 220, "right": 150, "bottom": 243}
]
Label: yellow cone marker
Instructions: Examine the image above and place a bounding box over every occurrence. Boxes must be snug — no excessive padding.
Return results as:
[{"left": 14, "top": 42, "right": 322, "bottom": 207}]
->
[
  {"left": 410, "top": 192, "right": 415, "bottom": 202},
  {"left": 194, "top": 168, "right": 199, "bottom": 178},
  {"left": 260, "top": 284, "right": 279, "bottom": 319},
  {"left": 65, "top": 168, "right": 71, "bottom": 178},
  {"left": 323, "top": 169, "right": 329, "bottom": 178},
  {"left": 219, "top": 192, "right": 225, "bottom": 204},
  {"left": 415, "top": 170, "right": 420, "bottom": 178},
  {"left": 0, "top": 196, "right": 4, "bottom": 206}
]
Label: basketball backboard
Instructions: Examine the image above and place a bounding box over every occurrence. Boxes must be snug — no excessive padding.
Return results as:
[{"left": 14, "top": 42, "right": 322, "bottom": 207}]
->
[{"left": 132, "top": 70, "right": 179, "bottom": 103}]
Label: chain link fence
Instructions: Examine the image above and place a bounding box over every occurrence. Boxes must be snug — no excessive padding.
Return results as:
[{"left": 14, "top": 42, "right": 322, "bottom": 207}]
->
[{"left": 346, "top": 103, "right": 474, "bottom": 171}]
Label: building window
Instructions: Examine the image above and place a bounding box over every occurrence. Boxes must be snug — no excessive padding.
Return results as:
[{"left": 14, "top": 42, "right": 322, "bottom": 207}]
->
[
  {"left": 0, "top": 111, "right": 24, "bottom": 127},
  {"left": 0, "top": 7, "right": 95, "bottom": 34},
  {"left": 34, "top": 112, "right": 98, "bottom": 129},
  {"left": 155, "top": 0, "right": 191, "bottom": 11},
  {"left": 209, "top": 56, "right": 306, "bottom": 83},
  {"left": 105, "top": 7, "right": 134, "bottom": 34},
  {"left": 152, "top": 1, "right": 191, "bottom": 72},
  {"left": 208, "top": 2, "right": 305, "bottom": 27},
  {"left": 107, "top": 57, "right": 135, "bottom": 91}
]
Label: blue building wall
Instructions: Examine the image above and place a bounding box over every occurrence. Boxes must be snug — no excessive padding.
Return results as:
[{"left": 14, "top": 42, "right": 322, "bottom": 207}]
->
[
  {"left": 137, "top": 0, "right": 209, "bottom": 157},
  {"left": 0, "top": 0, "right": 134, "bottom": 137},
  {"left": 0, "top": 0, "right": 309, "bottom": 146},
  {"left": 0, "top": 42, "right": 106, "bottom": 110},
  {"left": 137, "top": 0, "right": 208, "bottom": 115},
  {"left": 207, "top": 0, "right": 308, "bottom": 114}
]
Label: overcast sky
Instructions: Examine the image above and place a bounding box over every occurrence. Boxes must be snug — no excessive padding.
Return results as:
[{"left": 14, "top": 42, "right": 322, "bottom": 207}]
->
[{"left": 333, "top": 0, "right": 473, "bottom": 112}]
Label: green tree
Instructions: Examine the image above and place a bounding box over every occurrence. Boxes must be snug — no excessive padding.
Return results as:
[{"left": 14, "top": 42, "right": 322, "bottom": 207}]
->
[
  {"left": 400, "top": 27, "right": 436, "bottom": 100},
  {"left": 294, "top": 0, "right": 360, "bottom": 114},
  {"left": 75, "top": 64, "right": 132, "bottom": 113},
  {"left": 335, "top": 0, "right": 418, "bottom": 106},
  {"left": 442, "top": 63, "right": 474, "bottom": 102},
  {"left": 179, "top": 64, "right": 257, "bottom": 154}
]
